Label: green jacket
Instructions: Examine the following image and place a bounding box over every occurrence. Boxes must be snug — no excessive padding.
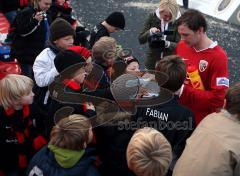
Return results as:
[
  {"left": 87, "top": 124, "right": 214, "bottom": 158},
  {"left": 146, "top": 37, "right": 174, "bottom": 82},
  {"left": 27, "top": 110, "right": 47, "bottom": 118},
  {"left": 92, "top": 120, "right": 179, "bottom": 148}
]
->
[{"left": 138, "top": 12, "right": 180, "bottom": 70}]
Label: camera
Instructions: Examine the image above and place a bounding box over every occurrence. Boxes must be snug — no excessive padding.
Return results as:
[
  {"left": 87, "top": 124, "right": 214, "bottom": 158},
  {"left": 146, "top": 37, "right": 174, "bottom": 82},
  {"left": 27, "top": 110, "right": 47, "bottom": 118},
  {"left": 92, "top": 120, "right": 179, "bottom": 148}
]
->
[
  {"left": 40, "top": 11, "right": 47, "bottom": 18},
  {"left": 148, "top": 30, "right": 173, "bottom": 49}
]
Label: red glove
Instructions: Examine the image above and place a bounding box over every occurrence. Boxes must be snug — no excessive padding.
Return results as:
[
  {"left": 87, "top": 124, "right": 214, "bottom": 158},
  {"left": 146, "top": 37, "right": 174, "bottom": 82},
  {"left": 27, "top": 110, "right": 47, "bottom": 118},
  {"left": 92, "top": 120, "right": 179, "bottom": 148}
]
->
[
  {"left": 68, "top": 46, "right": 91, "bottom": 59},
  {"left": 33, "top": 135, "right": 47, "bottom": 151},
  {"left": 18, "top": 154, "right": 27, "bottom": 169}
]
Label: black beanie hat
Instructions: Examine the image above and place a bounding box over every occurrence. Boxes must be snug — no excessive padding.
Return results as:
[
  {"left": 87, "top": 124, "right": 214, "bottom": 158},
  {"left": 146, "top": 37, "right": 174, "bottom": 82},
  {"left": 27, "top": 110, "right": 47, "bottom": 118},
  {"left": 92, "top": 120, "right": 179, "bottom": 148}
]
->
[
  {"left": 54, "top": 50, "right": 86, "bottom": 73},
  {"left": 105, "top": 12, "right": 125, "bottom": 30},
  {"left": 50, "top": 18, "right": 75, "bottom": 42}
]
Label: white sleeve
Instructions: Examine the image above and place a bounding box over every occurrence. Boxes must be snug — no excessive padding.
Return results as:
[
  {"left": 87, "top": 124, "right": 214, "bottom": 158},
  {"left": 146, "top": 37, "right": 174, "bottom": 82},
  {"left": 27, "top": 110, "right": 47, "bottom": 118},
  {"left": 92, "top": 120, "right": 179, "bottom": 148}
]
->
[{"left": 33, "top": 48, "right": 59, "bottom": 87}]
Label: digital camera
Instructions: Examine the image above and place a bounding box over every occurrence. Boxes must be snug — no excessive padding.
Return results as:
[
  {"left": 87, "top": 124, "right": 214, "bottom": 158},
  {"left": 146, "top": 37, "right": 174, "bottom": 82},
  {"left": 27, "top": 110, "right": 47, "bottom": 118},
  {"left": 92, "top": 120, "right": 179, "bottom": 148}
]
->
[
  {"left": 40, "top": 11, "right": 47, "bottom": 18},
  {"left": 148, "top": 30, "right": 174, "bottom": 49}
]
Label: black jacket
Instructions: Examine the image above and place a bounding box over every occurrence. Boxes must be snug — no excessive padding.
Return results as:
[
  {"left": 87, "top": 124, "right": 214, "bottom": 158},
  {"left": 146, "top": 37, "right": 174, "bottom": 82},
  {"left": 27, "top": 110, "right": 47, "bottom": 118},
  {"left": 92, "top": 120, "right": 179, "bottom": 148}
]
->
[
  {"left": 94, "top": 122, "right": 135, "bottom": 176},
  {"left": 89, "top": 23, "right": 109, "bottom": 48},
  {"left": 47, "top": 81, "right": 96, "bottom": 138},
  {"left": 0, "top": 104, "right": 46, "bottom": 174},
  {"left": 10, "top": 6, "right": 50, "bottom": 64},
  {"left": 49, "top": 3, "right": 75, "bottom": 25},
  {"left": 82, "top": 62, "right": 114, "bottom": 100},
  {"left": 135, "top": 96, "right": 195, "bottom": 158}
]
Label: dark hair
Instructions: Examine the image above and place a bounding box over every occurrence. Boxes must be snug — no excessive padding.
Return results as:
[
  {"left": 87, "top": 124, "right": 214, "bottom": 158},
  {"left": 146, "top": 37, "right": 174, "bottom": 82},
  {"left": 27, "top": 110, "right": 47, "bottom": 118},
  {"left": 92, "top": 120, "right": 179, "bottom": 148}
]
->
[
  {"left": 111, "top": 55, "right": 139, "bottom": 81},
  {"left": 225, "top": 83, "right": 240, "bottom": 120},
  {"left": 176, "top": 9, "right": 207, "bottom": 32},
  {"left": 155, "top": 55, "right": 186, "bottom": 92}
]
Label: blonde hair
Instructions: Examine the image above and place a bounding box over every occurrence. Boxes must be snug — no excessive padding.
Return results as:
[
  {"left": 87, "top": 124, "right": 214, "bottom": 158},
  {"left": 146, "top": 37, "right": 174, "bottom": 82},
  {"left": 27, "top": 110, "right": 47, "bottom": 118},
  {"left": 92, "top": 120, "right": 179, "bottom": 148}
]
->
[
  {"left": 92, "top": 36, "right": 117, "bottom": 63},
  {"left": 33, "top": 0, "right": 39, "bottom": 9},
  {"left": 0, "top": 74, "right": 33, "bottom": 108},
  {"left": 159, "top": 0, "right": 179, "bottom": 21},
  {"left": 127, "top": 127, "right": 172, "bottom": 176},
  {"left": 50, "top": 114, "right": 91, "bottom": 150}
]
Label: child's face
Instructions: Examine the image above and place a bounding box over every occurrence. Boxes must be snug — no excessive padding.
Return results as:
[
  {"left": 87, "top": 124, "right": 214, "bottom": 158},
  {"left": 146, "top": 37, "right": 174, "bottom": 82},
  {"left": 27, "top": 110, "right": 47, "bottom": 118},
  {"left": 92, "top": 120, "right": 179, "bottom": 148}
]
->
[
  {"left": 126, "top": 61, "right": 140, "bottom": 75},
  {"left": 54, "top": 35, "right": 74, "bottom": 50},
  {"left": 20, "top": 91, "right": 35, "bottom": 105},
  {"left": 73, "top": 67, "right": 87, "bottom": 84}
]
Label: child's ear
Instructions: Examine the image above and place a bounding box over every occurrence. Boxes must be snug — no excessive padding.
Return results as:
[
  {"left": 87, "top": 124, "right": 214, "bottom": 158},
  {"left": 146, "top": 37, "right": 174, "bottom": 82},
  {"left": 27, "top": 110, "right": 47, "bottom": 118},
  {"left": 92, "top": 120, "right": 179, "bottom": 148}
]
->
[{"left": 83, "top": 142, "right": 87, "bottom": 149}]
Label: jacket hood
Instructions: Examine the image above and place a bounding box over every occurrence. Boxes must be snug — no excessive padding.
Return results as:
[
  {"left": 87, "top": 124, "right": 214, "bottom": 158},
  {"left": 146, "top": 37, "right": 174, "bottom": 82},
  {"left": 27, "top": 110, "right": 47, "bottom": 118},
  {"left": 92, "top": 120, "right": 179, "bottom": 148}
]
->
[{"left": 48, "top": 144, "right": 85, "bottom": 168}]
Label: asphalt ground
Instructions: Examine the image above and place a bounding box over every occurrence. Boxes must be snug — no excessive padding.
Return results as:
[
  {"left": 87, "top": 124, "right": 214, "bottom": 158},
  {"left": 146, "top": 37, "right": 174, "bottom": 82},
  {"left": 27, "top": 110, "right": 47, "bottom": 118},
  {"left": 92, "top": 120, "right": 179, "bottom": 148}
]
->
[{"left": 71, "top": 0, "right": 240, "bottom": 85}]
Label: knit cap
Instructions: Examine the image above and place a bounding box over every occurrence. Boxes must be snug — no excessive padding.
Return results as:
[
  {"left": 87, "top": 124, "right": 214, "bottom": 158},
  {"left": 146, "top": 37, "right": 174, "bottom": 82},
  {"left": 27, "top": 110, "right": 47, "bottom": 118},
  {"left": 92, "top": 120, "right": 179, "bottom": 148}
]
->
[
  {"left": 54, "top": 49, "right": 86, "bottom": 73},
  {"left": 105, "top": 12, "right": 125, "bottom": 30},
  {"left": 50, "top": 18, "right": 75, "bottom": 42}
]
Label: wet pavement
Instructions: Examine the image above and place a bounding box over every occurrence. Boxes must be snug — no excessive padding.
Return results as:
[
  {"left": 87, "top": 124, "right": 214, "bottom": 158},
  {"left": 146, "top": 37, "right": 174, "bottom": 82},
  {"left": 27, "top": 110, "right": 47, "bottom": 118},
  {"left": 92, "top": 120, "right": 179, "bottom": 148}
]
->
[{"left": 71, "top": 0, "right": 240, "bottom": 85}]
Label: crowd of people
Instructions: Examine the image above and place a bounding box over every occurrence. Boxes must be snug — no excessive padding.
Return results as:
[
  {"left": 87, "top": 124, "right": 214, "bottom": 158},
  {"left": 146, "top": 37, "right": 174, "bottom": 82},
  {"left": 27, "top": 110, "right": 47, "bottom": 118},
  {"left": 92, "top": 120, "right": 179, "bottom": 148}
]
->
[{"left": 0, "top": 0, "right": 239, "bottom": 176}]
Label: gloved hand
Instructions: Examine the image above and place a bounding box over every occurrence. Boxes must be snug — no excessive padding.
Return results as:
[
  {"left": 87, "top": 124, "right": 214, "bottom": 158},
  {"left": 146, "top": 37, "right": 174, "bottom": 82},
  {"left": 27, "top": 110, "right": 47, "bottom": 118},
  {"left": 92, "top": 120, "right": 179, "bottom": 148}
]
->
[{"left": 33, "top": 135, "right": 47, "bottom": 151}]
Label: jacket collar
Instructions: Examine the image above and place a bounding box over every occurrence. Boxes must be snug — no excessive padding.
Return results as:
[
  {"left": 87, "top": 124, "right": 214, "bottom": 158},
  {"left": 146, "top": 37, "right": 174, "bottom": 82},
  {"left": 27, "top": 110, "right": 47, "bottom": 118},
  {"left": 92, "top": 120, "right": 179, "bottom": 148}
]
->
[
  {"left": 46, "top": 41, "right": 62, "bottom": 54},
  {"left": 221, "top": 109, "right": 240, "bottom": 123},
  {"left": 62, "top": 79, "right": 81, "bottom": 91},
  {"left": 48, "top": 144, "right": 85, "bottom": 168},
  {"left": 194, "top": 41, "right": 218, "bottom": 52},
  {"left": 5, "top": 105, "right": 30, "bottom": 118}
]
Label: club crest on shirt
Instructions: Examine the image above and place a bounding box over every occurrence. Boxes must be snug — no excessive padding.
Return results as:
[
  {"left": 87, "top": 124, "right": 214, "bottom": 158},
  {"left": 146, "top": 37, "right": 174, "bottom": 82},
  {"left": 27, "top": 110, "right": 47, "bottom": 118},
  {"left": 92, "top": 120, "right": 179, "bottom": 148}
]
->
[{"left": 199, "top": 60, "right": 208, "bottom": 72}]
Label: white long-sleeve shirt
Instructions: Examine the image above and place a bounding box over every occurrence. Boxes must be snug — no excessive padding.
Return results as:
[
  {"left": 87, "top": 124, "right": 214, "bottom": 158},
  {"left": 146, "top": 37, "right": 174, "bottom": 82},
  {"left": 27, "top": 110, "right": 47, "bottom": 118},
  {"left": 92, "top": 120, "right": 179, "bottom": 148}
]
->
[{"left": 33, "top": 48, "right": 59, "bottom": 87}]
